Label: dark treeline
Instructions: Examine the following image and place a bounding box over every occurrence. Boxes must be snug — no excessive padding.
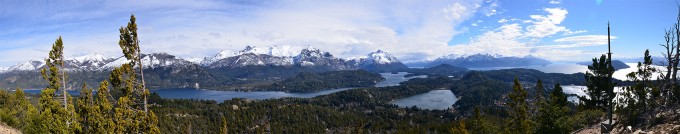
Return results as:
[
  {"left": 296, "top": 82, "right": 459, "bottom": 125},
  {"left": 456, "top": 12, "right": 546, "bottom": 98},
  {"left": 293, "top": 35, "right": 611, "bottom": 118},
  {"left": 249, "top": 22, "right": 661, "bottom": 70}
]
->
[{"left": 267, "top": 70, "right": 385, "bottom": 92}]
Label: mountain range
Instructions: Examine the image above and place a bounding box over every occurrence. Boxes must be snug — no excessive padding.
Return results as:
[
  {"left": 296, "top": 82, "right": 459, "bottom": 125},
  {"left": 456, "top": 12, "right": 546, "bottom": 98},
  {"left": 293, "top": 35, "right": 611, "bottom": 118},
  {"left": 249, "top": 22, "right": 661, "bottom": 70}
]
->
[
  {"left": 1, "top": 46, "right": 407, "bottom": 73},
  {"left": 404, "top": 53, "right": 551, "bottom": 68},
  {"left": 0, "top": 45, "right": 562, "bottom": 90},
  {"left": 0, "top": 46, "right": 409, "bottom": 90}
]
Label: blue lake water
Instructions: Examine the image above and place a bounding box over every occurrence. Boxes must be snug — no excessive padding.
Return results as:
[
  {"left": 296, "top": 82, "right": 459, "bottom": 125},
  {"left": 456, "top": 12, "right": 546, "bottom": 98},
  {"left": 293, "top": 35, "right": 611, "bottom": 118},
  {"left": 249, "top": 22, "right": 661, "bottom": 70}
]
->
[
  {"left": 23, "top": 89, "right": 80, "bottom": 95},
  {"left": 151, "top": 72, "right": 426, "bottom": 102},
  {"left": 20, "top": 72, "right": 426, "bottom": 102},
  {"left": 391, "top": 90, "right": 457, "bottom": 110},
  {"left": 375, "top": 72, "right": 427, "bottom": 87},
  {"left": 152, "top": 88, "right": 354, "bottom": 102}
]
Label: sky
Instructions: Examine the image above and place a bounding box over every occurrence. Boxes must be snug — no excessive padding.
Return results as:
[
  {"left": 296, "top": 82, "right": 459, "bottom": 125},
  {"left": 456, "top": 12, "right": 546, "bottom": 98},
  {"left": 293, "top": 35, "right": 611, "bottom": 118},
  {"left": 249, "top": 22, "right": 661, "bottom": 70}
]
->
[{"left": 0, "top": 0, "right": 677, "bottom": 67}]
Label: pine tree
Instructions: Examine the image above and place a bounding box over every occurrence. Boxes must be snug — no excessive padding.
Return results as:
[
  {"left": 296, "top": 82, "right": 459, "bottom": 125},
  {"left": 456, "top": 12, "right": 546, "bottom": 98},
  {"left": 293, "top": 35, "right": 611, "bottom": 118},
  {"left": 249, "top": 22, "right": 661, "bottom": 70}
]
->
[
  {"left": 221, "top": 116, "right": 229, "bottom": 134},
  {"left": 111, "top": 64, "right": 140, "bottom": 133},
  {"left": 38, "top": 36, "right": 82, "bottom": 133},
  {"left": 535, "top": 79, "right": 544, "bottom": 107},
  {"left": 77, "top": 83, "right": 97, "bottom": 134},
  {"left": 506, "top": 78, "right": 533, "bottom": 134},
  {"left": 450, "top": 120, "right": 469, "bottom": 134},
  {"left": 618, "top": 49, "right": 657, "bottom": 125},
  {"left": 112, "top": 15, "right": 160, "bottom": 133},
  {"left": 118, "top": 14, "right": 149, "bottom": 113},
  {"left": 1, "top": 88, "right": 39, "bottom": 132},
  {"left": 93, "top": 81, "right": 115, "bottom": 133},
  {"left": 580, "top": 54, "right": 616, "bottom": 110},
  {"left": 536, "top": 84, "right": 571, "bottom": 134},
  {"left": 531, "top": 79, "right": 544, "bottom": 127},
  {"left": 470, "top": 106, "right": 494, "bottom": 134}
]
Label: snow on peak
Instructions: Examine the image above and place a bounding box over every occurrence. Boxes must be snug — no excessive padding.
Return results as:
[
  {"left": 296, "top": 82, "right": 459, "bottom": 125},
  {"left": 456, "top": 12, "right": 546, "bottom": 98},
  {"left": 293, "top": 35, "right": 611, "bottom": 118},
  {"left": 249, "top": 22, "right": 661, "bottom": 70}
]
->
[
  {"left": 8, "top": 60, "right": 45, "bottom": 71},
  {"left": 184, "top": 57, "right": 203, "bottom": 64},
  {"left": 297, "top": 46, "right": 331, "bottom": 59},
  {"left": 215, "top": 50, "right": 236, "bottom": 59},
  {"left": 437, "top": 53, "right": 504, "bottom": 60},
  {"left": 268, "top": 45, "right": 300, "bottom": 57},
  {"left": 235, "top": 46, "right": 268, "bottom": 55},
  {"left": 234, "top": 45, "right": 303, "bottom": 57},
  {"left": 365, "top": 50, "right": 399, "bottom": 64},
  {"left": 0, "top": 67, "right": 7, "bottom": 73},
  {"left": 69, "top": 53, "right": 109, "bottom": 63}
]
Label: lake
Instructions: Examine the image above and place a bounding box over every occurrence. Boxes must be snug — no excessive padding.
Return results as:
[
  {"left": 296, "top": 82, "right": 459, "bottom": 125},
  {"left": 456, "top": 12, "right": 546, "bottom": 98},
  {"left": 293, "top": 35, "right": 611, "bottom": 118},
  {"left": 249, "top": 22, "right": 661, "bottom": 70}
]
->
[
  {"left": 391, "top": 90, "right": 457, "bottom": 110},
  {"left": 470, "top": 63, "right": 662, "bottom": 81},
  {"left": 562, "top": 85, "right": 627, "bottom": 103},
  {"left": 21, "top": 72, "right": 427, "bottom": 102},
  {"left": 150, "top": 72, "right": 426, "bottom": 102},
  {"left": 375, "top": 72, "right": 427, "bottom": 87}
]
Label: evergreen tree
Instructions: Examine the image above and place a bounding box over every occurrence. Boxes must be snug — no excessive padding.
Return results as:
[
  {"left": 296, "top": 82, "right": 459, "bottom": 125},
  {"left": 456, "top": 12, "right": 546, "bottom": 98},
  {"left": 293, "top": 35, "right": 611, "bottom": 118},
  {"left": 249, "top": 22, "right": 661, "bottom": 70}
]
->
[
  {"left": 536, "top": 84, "right": 571, "bottom": 134},
  {"left": 470, "top": 106, "right": 494, "bottom": 134},
  {"left": 93, "top": 81, "right": 115, "bottom": 133},
  {"left": 221, "top": 116, "right": 228, "bottom": 134},
  {"left": 618, "top": 49, "right": 657, "bottom": 126},
  {"left": 506, "top": 78, "right": 533, "bottom": 134},
  {"left": 0, "top": 88, "right": 39, "bottom": 132},
  {"left": 112, "top": 15, "right": 160, "bottom": 133},
  {"left": 534, "top": 79, "right": 544, "bottom": 107},
  {"left": 580, "top": 54, "right": 616, "bottom": 110},
  {"left": 38, "top": 36, "right": 82, "bottom": 133},
  {"left": 118, "top": 14, "right": 149, "bottom": 113},
  {"left": 450, "top": 120, "right": 469, "bottom": 134},
  {"left": 111, "top": 64, "right": 141, "bottom": 133}
]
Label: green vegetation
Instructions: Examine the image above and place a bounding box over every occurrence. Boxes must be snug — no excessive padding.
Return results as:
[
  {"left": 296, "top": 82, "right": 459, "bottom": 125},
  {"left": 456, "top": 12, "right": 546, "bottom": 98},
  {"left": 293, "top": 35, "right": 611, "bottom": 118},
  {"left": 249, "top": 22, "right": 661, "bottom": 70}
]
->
[
  {"left": 268, "top": 70, "right": 385, "bottom": 92},
  {"left": 580, "top": 54, "right": 616, "bottom": 110},
  {"left": 405, "top": 64, "right": 469, "bottom": 78},
  {"left": 505, "top": 78, "right": 533, "bottom": 133}
]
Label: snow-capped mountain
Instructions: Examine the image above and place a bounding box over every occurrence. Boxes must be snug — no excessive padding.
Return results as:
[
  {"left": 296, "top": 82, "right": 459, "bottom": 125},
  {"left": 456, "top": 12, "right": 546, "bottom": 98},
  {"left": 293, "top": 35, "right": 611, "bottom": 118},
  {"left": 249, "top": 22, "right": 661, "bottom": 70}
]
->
[
  {"left": 8, "top": 60, "right": 45, "bottom": 71},
  {"left": 204, "top": 46, "right": 355, "bottom": 69},
  {"left": 348, "top": 50, "right": 409, "bottom": 72},
  {"left": 65, "top": 53, "right": 116, "bottom": 70},
  {"left": 201, "top": 45, "right": 304, "bottom": 66},
  {"left": 206, "top": 53, "right": 294, "bottom": 68},
  {"left": 102, "top": 53, "right": 195, "bottom": 69},
  {"left": 362, "top": 50, "right": 400, "bottom": 65},
  {"left": 292, "top": 47, "right": 354, "bottom": 69},
  {"left": 4, "top": 52, "right": 198, "bottom": 72},
  {"left": 409, "top": 53, "right": 551, "bottom": 68},
  {"left": 0, "top": 67, "right": 7, "bottom": 73},
  {"left": 1, "top": 45, "right": 409, "bottom": 73}
]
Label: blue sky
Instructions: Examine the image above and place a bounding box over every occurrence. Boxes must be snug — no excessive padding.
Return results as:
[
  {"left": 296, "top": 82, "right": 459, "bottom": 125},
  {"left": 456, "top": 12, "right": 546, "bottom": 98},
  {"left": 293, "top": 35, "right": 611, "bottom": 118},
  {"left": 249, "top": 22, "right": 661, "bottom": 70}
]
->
[{"left": 0, "top": 0, "right": 677, "bottom": 66}]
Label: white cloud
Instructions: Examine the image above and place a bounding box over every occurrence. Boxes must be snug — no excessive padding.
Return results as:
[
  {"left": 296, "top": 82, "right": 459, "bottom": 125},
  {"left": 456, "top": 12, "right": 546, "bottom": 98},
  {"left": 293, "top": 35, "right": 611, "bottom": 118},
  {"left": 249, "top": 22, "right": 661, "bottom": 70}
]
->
[
  {"left": 563, "top": 30, "right": 588, "bottom": 36},
  {"left": 524, "top": 8, "right": 568, "bottom": 38},
  {"left": 482, "top": 0, "right": 499, "bottom": 17},
  {"left": 551, "top": 35, "right": 616, "bottom": 48},
  {"left": 443, "top": 3, "right": 468, "bottom": 20},
  {"left": 446, "top": 7, "right": 606, "bottom": 61},
  {"left": 498, "top": 18, "right": 508, "bottom": 23},
  {"left": 0, "top": 0, "right": 491, "bottom": 66},
  {"left": 549, "top": 0, "right": 561, "bottom": 4},
  {"left": 449, "top": 23, "right": 530, "bottom": 57},
  {"left": 486, "top": 9, "right": 497, "bottom": 16}
]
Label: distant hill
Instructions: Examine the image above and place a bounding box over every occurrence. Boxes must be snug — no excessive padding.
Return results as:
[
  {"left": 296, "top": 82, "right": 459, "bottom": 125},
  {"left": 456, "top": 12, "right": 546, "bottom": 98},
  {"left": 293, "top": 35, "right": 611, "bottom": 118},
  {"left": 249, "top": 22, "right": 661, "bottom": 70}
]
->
[
  {"left": 577, "top": 60, "right": 630, "bottom": 71},
  {"left": 405, "top": 64, "right": 469, "bottom": 78},
  {"left": 267, "top": 70, "right": 385, "bottom": 92},
  {"left": 405, "top": 53, "right": 551, "bottom": 68}
]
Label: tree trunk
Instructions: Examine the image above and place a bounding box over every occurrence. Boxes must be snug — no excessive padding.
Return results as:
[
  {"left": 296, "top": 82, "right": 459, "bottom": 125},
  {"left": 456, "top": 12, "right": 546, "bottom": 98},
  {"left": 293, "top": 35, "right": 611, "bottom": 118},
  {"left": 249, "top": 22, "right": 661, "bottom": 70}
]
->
[{"left": 137, "top": 41, "right": 148, "bottom": 114}]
